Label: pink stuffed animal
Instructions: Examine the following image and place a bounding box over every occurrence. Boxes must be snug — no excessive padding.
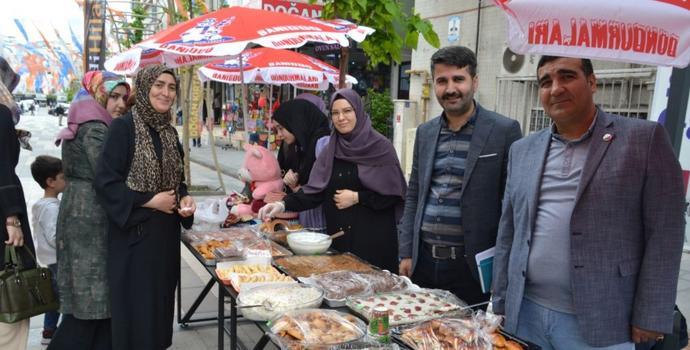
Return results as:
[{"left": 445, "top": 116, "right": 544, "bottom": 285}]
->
[{"left": 230, "top": 144, "right": 284, "bottom": 217}]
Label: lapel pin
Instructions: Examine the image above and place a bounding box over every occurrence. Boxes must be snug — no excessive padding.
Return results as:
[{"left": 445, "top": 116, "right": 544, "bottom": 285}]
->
[{"left": 602, "top": 133, "right": 614, "bottom": 142}]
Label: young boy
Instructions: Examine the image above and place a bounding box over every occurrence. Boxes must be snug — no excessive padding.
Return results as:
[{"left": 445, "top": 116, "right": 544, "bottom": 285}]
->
[{"left": 30, "top": 155, "right": 65, "bottom": 345}]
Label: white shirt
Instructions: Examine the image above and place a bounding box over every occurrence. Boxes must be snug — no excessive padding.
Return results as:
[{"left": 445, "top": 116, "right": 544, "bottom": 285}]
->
[{"left": 31, "top": 197, "right": 60, "bottom": 266}]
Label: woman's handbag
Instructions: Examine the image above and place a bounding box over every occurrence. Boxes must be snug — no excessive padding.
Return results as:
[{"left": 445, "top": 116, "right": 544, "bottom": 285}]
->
[{"left": 0, "top": 246, "right": 58, "bottom": 323}]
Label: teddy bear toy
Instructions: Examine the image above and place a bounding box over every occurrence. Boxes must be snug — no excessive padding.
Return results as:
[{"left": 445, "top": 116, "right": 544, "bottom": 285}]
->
[{"left": 229, "top": 143, "right": 284, "bottom": 218}]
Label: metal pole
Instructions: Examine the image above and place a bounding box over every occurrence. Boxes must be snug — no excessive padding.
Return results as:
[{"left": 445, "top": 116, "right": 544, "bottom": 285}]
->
[{"left": 664, "top": 66, "right": 690, "bottom": 156}]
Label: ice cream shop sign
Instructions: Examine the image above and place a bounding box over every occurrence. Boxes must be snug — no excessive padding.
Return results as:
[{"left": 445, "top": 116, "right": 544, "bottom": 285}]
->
[{"left": 262, "top": 0, "right": 323, "bottom": 19}]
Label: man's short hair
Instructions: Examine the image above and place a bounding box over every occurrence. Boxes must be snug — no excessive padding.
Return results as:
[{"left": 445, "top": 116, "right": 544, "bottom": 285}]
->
[
  {"left": 537, "top": 56, "right": 594, "bottom": 77},
  {"left": 30, "top": 155, "right": 62, "bottom": 189},
  {"left": 430, "top": 46, "right": 477, "bottom": 78}
]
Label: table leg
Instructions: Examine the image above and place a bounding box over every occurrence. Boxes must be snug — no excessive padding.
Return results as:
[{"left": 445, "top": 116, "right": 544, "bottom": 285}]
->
[{"left": 218, "top": 283, "right": 225, "bottom": 349}]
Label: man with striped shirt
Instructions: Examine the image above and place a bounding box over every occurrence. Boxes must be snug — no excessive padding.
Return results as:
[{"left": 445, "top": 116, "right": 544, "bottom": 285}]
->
[{"left": 399, "top": 46, "right": 522, "bottom": 307}]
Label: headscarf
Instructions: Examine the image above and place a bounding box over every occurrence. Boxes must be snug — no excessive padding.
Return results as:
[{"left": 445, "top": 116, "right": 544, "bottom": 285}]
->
[
  {"left": 126, "top": 65, "right": 182, "bottom": 193},
  {"left": 303, "top": 88, "right": 407, "bottom": 221},
  {"left": 273, "top": 99, "right": 331, "bottom": 185},
  {"left": 295, "top": 92, "right": 327, "bottom": 115},
  {"left": 0, "top": 57, "right": 21, "bottom": 125},
  {"left": 55, "top": 70, "right": 130, "bottom": 145}
]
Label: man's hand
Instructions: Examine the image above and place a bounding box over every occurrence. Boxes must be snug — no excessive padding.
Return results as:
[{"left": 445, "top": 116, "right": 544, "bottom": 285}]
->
[
  {"left": 143, "top": 190, "right": 177, "bottom": 214},
  {"left": 334, "top": 189, "right": 358, "bottom": 210},
  {"left": 399, "top": 258, "right": 412, "bottom": 277},
  {"left": 177, "top": 195, "right": 196, "bottom": 218},
  {"left": 632, "top": 326, "right": 663, "bottom": 343},
  {"left": 4, "top": 225, "right": 24, "bottom": 246}
]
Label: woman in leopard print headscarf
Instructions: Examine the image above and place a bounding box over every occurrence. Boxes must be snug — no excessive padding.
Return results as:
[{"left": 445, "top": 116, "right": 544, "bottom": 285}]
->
[{"left": 94, "top": 65, "right": 195, "bottom": 350}]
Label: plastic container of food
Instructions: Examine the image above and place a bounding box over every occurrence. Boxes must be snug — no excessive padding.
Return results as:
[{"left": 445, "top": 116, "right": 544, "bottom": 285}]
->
[
  {"left": 236, "top": 284, "right": 324, "bottom": 321},
  {"left": 287, "top": 231, "right": 332, "bottom": 255},
  {"left": 268, "top": 309, "right": 366, "bottom": 349}
]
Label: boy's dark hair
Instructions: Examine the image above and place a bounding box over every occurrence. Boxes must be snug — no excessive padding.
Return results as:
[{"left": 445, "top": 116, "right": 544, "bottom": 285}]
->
[
  {"left": 30, "top": 155, "right": 63, "bottom": 189},
  {"left": 430, "top": 46, "right": 477, "bottom": 78},
  {"left": 537, "top": 56, "right": 594, "bottom": 77}
]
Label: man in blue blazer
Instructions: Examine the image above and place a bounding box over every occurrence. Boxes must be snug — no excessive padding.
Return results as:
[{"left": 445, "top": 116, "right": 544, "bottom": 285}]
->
[
  {"left": 492, "top": 56, "right": 686, "bottom": 349},
  {"left": 398, "top": 46, "right": 522, "bottom": 306}
]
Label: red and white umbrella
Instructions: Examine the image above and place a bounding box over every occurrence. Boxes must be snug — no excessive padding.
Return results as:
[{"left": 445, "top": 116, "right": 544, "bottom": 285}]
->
[
  {"left": 493, "top": 0, "right": 690, "bottom": 68},
  {"left": 105, "top": 6, "right": 373, "bottom": 74},
  {"left": 104, "top": 46, "right": 218, "bottom": 75},
  {"left": 197, "top": 48, "right": 357, "bottom": 91}
]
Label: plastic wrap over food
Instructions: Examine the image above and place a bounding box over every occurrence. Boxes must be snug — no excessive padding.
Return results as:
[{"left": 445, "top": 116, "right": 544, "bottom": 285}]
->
[
  {"left": 268, "top": 309, "right": 366, "bottom": 350},
  {"left": 399, "top": 314, "right": 522, "bottom": 350},
  {"left": 237, "top": 284, "right": 323, "bottom": 321},
  {"left": 347, "top": 289, "right": 469, "bottom": 326},
  {"left": 304, "top": 270, "right": 409, "bottom": 300}
]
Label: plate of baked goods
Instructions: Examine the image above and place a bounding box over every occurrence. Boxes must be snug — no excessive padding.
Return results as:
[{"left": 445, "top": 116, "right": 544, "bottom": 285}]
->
[
  {"left": 274, "top": 253, "right": 374, "bottom": 278},
  {"left": 215, "top": 259, "right": 294, "bottom": 292},
  {"left": 268, "top": 309, "right": 366, "bottom": 350},
  {"left": 347, "top": 289, "right": 469, "bottom": 326},
  {"left": 299, "top": 270, "right": 415, "bottom": 307},
  {"left": 397, "top": 312, "right": 540, "bottom": 350}
]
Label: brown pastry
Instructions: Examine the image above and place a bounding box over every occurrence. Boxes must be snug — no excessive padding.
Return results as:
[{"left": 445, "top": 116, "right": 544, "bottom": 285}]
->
[
  {"left": 492, "top": 332, "right": 506, "bottom": 347},
  {"left": 260, "top": 219, "right": 290, "bottom": 233},
  {"left": 504, "top": 340, "right": 523, "bottom": 350}
]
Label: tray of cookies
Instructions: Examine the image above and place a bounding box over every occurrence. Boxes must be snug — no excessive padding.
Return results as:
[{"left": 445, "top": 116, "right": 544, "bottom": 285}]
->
[
  {"left": 346, "top": 289, "right": 468, "bottom": 326},
  {"left": 215, "top": 258, "right": 294, "bottom": 292}
]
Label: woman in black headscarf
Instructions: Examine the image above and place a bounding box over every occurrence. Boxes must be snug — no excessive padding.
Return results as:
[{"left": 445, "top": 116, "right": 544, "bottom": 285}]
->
[
  {"left": 273, "top": 99, "right": 331, "bottom": 230},
  {"left": 95, "top": 65, "right": 195, "bottom": 350},
  {"left": 0, "top": 56, "right": 34, "bottom": 350},
  {"left": 260, "top": 89, "right": 406, "bottom": 272}
]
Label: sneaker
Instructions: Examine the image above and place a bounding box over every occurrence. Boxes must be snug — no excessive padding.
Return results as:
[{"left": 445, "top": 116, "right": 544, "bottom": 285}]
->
[{"left": 41, "top": 329, "right": 54, "bottom": 345}]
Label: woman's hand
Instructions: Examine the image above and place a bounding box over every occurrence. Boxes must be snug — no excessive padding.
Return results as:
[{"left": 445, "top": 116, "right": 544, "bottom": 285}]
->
[
  {"left": 143, "top": 190, "right": 177, "bottom": 214},
  {"left": 283, "top": 170, "right": 299, "bottom": 188},
  {"left": 177, "top": 195, "right": 196, "bottom": 218},
  {"left": 4, "top": 223, "right": 24, "bottom": 246},
  {"left": 334, "top": 189, "right": 358, "bottom": 210},
  {"left": 258, "top": 202, "right": 285, "bottom": 220}
]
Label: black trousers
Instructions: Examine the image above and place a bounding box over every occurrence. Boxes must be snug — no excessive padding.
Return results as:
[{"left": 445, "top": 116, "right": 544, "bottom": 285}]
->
[
  {"left": 47, "top": 314, "right": 112, "bottom": 350},
  {"left": 411, "top": 242, "right": 490, "bottom": 309}
]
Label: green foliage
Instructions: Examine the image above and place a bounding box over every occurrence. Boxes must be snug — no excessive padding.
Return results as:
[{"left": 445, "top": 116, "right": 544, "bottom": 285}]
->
[
  {"left": 120, "top": 1, "right": 148, "bottom": 49},
  {"left": 65, "top": 80, "right": 80, "bottom": 102},
  {"left": 365, "top": 88, "right": 394, "bottom": 137},
  {"left": 314, "top": 0, "right": 440, "bottom": 67}
]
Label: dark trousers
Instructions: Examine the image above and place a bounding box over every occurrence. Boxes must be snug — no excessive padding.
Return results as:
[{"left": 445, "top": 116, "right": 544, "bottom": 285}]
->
[
  {"left": 411, "top": 242, "right": 490, "bottom": 308},
  {"left": 47, "top": 315, "right": 112, "bottom": 350},
  {"left": 43, "top": 264, "right": 60, "bottom": 331}
]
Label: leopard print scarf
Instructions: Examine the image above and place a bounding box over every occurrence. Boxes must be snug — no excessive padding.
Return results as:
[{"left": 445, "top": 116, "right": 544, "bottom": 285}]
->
[{"left": 126, "top": 65, "right": 182, "bottom": 193}]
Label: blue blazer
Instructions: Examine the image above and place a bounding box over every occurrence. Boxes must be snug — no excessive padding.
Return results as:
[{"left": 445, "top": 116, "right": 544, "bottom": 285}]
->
[
  {"left": 492, "top": 109, "right": 686, "bottom": 346},
  {"left": 398, "top": 102, "right": 522, "bottom": 280}
]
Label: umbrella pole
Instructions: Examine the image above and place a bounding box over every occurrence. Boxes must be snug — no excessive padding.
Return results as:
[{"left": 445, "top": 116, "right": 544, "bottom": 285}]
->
[
  {"left": 205, "top": 81, "right": 227, "bottom": 193},
  {"left": 338, "top": 46, "right": 350, "bottom": 89},
  {"left": 239, "top": 53, "right": 249, "bottom": 141}
]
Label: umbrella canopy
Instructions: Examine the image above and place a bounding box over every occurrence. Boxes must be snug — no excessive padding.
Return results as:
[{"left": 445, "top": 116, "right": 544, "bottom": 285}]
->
[
  {"left": 493, "top": 0, "right": 690, "bottom": 68},
  {"left": 104, "top": 6, "right": 373, "bottom": 75},
  {"left": 197, "top": 48, "right": 357, "bottom": 91}
]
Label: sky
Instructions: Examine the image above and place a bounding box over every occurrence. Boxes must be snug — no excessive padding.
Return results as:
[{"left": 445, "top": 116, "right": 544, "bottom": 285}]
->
[{"left": 0, "top": 0, "right": 84, "bottom": 44}]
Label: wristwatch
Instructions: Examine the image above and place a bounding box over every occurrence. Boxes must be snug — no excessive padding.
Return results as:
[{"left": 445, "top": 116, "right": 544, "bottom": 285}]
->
[{"left": 5, "top": 217, "right": 21, "bottom": 227}]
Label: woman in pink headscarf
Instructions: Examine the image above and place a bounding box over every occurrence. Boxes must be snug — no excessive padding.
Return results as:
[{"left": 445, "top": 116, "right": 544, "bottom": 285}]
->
[{"left": 50, "top": 71, "right": 129, "bottom": 349}]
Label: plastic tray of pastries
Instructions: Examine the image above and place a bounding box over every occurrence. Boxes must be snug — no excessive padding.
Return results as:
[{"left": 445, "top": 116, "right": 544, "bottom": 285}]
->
[
  {"left": 397, "top": 313, "right": 538, "bottom": 350},
  {"left": 268, "top": 309, "right": 366, "bottom": 350},
  {"left": 347, "top": 289, "right": 468, "bottom": 326},
  {"left": 299, "top": 270, "right": 413, "bottom": 307},
  {"left": 273, "top": 253, "right": 374, "bottom": 278}
]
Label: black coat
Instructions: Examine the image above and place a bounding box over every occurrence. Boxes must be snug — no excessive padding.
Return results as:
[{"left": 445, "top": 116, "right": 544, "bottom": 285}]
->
[
  {"left": 284, "top": 158, "right": 401, "bottom": 273},
  {"left": 95, "top": 113, "right": 192, "bottom": 350},
  {"left": 0, "top": 104, "right": 35, "bottom": 269}
]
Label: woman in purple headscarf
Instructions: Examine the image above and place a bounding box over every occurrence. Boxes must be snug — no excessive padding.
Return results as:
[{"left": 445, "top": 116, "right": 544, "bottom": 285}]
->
[{"left": 260, "top": 89, "right": 406, "bottom": 273}]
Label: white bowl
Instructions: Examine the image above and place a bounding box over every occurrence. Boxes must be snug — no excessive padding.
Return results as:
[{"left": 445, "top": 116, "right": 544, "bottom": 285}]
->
[{"left": 287, "top": 232, "right": 332, "bottom": 255}]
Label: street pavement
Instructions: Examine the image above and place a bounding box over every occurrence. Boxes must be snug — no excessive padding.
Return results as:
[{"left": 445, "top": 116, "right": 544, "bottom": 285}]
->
[{"left": 11, "top": 109, "right": 690, "bottom": 348}]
